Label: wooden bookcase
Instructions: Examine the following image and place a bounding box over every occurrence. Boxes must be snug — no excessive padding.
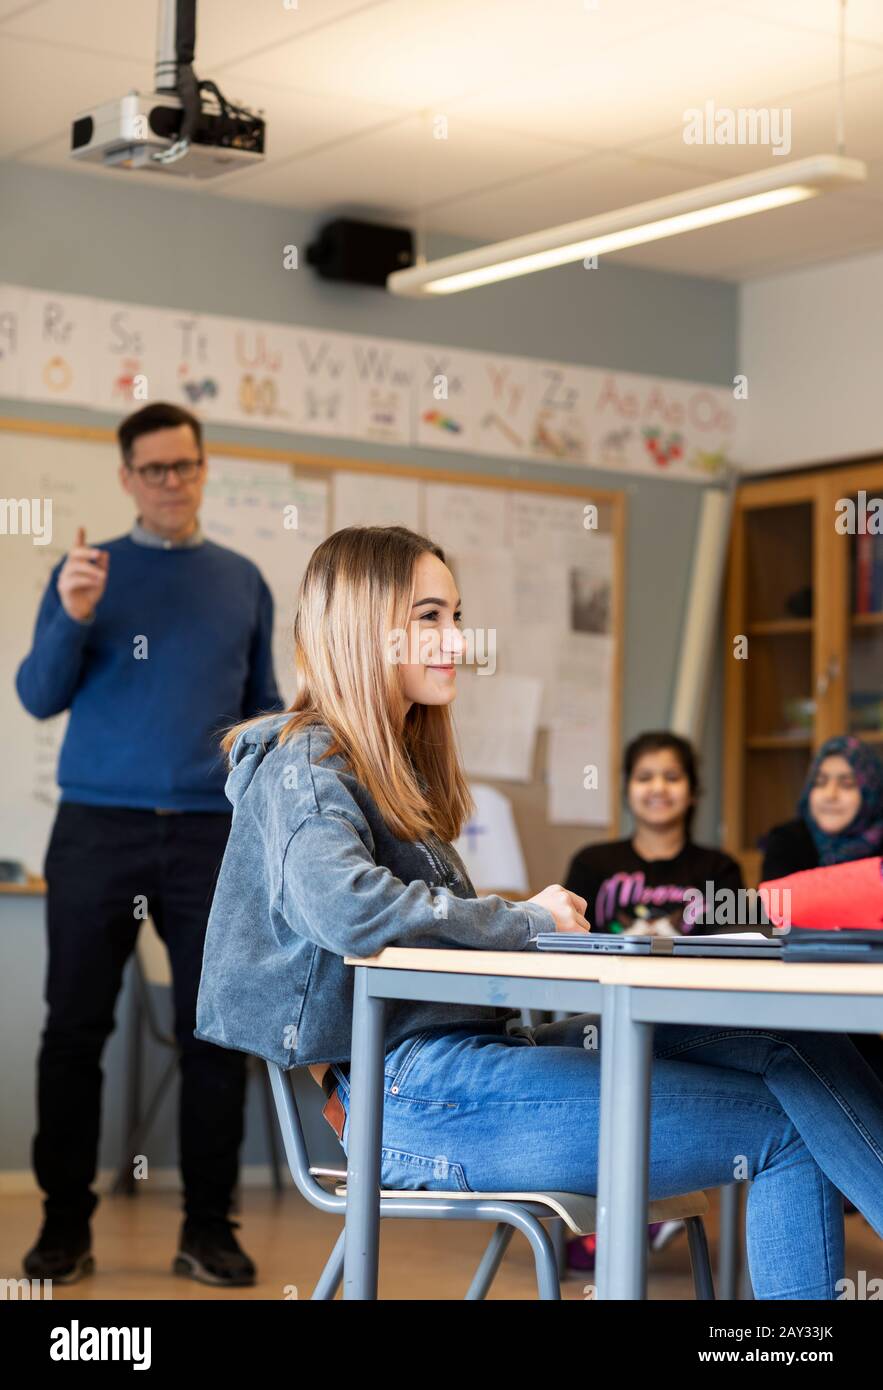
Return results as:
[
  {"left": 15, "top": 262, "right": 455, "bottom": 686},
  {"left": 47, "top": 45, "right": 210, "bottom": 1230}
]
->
[{"left": 724, "top": 460, "right": 883, "bottom": 886}]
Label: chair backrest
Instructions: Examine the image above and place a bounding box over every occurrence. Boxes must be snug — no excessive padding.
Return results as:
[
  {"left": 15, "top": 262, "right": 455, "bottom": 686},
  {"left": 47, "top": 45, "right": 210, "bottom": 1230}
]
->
[{"left": 265, "top": 1062, "right": 346, "bottom": 1216}]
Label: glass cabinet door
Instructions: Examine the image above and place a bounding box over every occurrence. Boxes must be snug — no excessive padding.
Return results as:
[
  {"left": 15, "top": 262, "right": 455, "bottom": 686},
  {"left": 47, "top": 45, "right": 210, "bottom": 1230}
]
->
[
  {"left": 740, "top": 498, "right": 816, "bottom": 852},
  {"left": 828, "top": 479, "right": 883, "bottom": 750}
]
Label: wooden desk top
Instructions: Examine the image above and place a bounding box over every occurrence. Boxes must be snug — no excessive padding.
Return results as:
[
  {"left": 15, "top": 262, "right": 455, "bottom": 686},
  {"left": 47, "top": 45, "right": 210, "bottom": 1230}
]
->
[{"left": 344, "top": 947, "right": 883, "bottom": 996}]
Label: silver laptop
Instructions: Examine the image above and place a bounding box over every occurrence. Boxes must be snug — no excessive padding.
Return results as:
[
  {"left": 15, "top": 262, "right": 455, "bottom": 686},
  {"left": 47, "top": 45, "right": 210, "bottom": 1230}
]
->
[{"left": 535, "top": 932, "right": 782, "bottom": 959}]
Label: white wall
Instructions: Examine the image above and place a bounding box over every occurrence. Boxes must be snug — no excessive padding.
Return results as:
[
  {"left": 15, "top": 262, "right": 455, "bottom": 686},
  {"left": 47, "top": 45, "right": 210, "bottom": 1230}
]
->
[{"left": 740, "top": 247, "right": 883, "bottom": 472}]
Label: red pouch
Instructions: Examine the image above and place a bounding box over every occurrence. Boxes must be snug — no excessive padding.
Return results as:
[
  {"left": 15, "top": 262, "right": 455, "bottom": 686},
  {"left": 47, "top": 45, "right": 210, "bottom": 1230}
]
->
[{"left": 759, "top": 857, "right": 883, "bottom": 930}]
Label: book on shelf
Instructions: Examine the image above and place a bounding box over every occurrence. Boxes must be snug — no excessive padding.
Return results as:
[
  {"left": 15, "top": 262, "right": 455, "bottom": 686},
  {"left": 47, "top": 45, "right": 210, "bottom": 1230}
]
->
[{"left": 854, "top": 532, "right": 883, "bottom": 615}]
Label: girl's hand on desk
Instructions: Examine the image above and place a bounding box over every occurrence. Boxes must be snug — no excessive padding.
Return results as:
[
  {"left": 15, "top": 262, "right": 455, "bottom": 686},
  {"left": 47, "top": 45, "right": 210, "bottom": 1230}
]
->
[{"left": 529, "top": 885, "right": 591, "bottom": 934}]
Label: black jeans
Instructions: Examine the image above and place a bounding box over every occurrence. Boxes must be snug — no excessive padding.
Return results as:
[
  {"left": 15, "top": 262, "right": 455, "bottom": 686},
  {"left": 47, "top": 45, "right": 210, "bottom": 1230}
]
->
[{"left": 35, "top": 802, "right": 246, "bottom": 1225}]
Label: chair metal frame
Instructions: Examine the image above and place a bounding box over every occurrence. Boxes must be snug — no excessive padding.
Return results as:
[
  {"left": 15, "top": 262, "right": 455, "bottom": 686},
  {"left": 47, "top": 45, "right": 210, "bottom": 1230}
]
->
[{"left": 266, "top": 1061, "right": 716, "bottom": 1301}]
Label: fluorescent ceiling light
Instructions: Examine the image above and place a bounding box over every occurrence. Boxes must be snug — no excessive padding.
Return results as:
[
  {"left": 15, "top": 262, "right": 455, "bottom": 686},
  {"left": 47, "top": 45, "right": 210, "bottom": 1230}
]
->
[{"left": 387, "top": 154, "right": 866, "bottom": 297}]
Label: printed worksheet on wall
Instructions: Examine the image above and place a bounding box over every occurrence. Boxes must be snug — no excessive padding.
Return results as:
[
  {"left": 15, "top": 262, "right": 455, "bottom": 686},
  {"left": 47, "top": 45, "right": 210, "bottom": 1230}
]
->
[
  {"left": 202, "top": 456, "right": 329, "bottom": 703},
  {"left": 332, "top": 470, "right": 421, "bottom": 531}
]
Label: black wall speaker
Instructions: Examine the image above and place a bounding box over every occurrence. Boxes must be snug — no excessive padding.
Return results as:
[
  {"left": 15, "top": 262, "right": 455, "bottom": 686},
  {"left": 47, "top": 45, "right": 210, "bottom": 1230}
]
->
[{"left": 306, "top": 218, "right": 414, "bottom": 288}]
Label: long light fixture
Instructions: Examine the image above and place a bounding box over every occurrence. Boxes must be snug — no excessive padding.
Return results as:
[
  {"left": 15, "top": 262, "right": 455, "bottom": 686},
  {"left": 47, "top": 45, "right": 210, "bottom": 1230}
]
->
[{"left": 387, "top": 154, "right": 866, "bottom": 298}]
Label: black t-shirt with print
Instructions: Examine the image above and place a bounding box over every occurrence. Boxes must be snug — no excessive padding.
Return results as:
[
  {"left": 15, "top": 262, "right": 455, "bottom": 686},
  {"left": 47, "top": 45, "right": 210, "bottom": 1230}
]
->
[{"left": 564, "top": 838, "right": 745, "bottom": 936}]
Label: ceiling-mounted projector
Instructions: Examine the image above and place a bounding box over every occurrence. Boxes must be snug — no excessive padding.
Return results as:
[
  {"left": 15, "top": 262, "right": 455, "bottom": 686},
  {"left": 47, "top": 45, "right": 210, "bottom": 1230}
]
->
[{"left": 70, "top": 0, "right": 265, "bottom": 180}]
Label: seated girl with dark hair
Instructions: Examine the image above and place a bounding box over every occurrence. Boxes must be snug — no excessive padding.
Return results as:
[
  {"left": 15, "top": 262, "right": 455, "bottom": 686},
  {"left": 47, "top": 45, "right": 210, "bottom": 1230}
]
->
[
  {"left": 761, "top": 734, "right": 883, "bottom": 1090},
  {"left": 762, "top": 734, "right": 883, "bottom": 880},
  {"left": 565, "top": 731, "right": 744, "bottom": 937}
]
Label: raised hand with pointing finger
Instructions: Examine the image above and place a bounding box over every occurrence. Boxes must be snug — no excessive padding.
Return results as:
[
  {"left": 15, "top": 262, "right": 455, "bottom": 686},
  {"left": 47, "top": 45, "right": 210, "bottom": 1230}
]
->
[{"left": 57, "top": 526, "right": 110, "bottom": 623}]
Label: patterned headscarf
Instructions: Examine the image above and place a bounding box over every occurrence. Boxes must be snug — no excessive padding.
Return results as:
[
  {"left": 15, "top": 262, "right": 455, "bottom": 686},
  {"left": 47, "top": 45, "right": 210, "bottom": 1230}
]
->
[{"left": 798, "top": 735, "right": 883, "bottom": 866}]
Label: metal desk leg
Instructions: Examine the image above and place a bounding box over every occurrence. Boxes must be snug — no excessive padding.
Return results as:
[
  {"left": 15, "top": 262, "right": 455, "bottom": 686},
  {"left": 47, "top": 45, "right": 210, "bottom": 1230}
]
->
[
  {"left": 343, "top": 967, "right": 386, "bottom": 1300},
  {"left": 738, "top": 1181, "right": 754, "bottom": 1301},
  {"left": 717, "top": 1182, "right": 741, "bottom": 1301},
  {"left": 596, "top": 983, "right": 653, "bottom": 1300}
]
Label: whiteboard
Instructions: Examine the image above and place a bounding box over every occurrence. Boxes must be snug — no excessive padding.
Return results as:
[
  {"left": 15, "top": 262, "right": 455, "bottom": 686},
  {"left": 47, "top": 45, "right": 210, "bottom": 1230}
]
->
[{"left": 1, "top": 431, "right": 131, "bottom": 871}]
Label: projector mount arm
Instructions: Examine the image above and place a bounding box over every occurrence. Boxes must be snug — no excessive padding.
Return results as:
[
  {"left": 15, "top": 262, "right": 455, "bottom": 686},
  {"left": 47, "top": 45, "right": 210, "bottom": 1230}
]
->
[{"left": 152, "top": 0, "right": 259, "bottom": 166}]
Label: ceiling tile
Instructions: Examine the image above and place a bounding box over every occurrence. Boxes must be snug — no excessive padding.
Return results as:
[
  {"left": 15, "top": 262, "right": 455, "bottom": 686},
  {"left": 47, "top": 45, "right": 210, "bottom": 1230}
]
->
[
  {"left": 210, "top": 113, "right": 589, "bottom": 216},
  {"left": 221, "top": 0, "right": 708, "bottom": 111},
  {"left": 1, "top": 0, "right": 157, "bottom": 59},
  {"left": 0, "top": 0, "right": 44, "bottom": 21},
  {"left": 631, "top": 64, "right": 883, "bottom": 174},
  {"left": 424, "top": 151, "right": 730, "bottom": 243},
  {"left": 448, "top": 10, "right": 882, "bottom": 149},
  {"left": 0, "top": 0, "right": 376, "bottom": 63},
  {"left": 722, "top": 0, "right": 883, "bottom": 50}
]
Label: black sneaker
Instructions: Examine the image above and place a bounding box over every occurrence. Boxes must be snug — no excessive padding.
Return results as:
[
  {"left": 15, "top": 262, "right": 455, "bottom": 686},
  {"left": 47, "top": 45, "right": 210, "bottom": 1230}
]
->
[
  {"left": 173, "top": 1217, "right": 256, "bottom": 1287},
  {"left": 23, "top": 1216, "right": 94, "bottom": 1284}
]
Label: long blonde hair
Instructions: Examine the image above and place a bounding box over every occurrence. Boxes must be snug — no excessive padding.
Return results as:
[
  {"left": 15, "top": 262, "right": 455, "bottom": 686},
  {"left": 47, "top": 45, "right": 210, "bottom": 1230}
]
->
[{"left": 223, "top": 525, "right": 473, "bottom": 843}]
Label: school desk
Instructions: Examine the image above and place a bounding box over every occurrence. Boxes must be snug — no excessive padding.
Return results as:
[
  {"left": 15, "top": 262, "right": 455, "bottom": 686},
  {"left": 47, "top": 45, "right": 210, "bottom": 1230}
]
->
[{"left": 342, "top": 948, "right": 883, "bottom": 1300}]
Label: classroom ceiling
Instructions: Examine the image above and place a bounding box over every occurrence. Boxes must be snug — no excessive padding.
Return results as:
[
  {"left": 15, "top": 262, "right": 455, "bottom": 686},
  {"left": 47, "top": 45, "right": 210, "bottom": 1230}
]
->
[{"left": 3, "top": 0, "right": 883, "bottom": 281}]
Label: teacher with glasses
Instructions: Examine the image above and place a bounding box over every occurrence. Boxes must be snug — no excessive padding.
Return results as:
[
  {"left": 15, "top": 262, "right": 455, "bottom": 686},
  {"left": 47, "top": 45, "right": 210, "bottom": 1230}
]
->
[{"left": 16, "top": 401, "right": 280, "bottom": 1288}]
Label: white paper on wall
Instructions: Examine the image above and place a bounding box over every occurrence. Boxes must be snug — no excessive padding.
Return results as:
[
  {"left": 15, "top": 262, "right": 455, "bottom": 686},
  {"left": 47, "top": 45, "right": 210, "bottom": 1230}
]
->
[
  {"left": 20, "top": 290, "right": 97, "bottom": 407},
  {"left": 526, "top": 361, "right": 591, "bottom": 465},
  {"left": 0, "top": 284, "right": 25, "bottom": 399},
  {"left": 92, "top": 302, "right": 173, "bottom": 414},
  {"left": 332, "top": 470, "right": 421, "bottom": 531},
  {"left": 350, "top": 337, "right": 415, "bottom": 445},
  {"left": 470, "top": 353, "right": 532, "bottom": 458},
  {"left": 453, "top": 782, "right": 529, "bottom": 894},
  {"left": 513, "top": 564, "right": 569, "bottom": 632},
  {"left": 568, "top": 531, "right": 615, "bottom": 636},
  {"left": 452, "top": 670, "right": 541, "bottom": 782},
  {"left": 588, "top": 368, "right": 738, "bottom": 479},
  {"left": 202, "top": 455, "right": 329, "bottom": 703},
  {"left": 547, "top": 720, "right": 612, "bottom": 827},
  {"left": 509, "top": 489, "right": 598, "bottom": 566},
  {"left": 542, "top": 630, "right": 615, "bottom": 728},
  {"left": 424, "top": 482, "right": 507, "bottom": 554},
  {"left": 160, "top": 310, "right": 233, "bottom": 422},
  {"left": 444, "top": 549, "right": 516, "bottom": 673},
  {"left": 414, "top": 345, "right": 480, "bottom": 452},
  {"left": 209, "top": 317, "right": 298, "bottom": 430},
  {"left": 288, "top": 329, "right": 353, "bottom": 438}
]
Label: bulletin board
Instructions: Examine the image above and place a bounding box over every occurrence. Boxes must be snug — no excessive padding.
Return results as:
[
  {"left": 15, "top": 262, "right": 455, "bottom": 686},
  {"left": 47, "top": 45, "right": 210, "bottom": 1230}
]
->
[{"left": 0, "top": 417, "right": 625, "bottom": 892}]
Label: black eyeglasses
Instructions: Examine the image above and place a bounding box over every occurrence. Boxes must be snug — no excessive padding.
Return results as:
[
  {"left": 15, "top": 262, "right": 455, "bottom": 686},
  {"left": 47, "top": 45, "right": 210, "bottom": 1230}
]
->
[{"left": 128, "top": 458, "right": 204, "bottom": 487}]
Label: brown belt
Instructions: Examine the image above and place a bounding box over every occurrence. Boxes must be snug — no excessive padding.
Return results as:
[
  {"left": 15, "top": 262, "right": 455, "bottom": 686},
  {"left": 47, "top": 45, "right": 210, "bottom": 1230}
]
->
[{"left": 320, "top": 1065, "right": 347, "bottom": 1142}]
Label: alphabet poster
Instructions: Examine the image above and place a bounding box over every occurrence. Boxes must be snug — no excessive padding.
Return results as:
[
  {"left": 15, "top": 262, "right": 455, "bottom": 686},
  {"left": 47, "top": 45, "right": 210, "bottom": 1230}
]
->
[
  {"left": 20, "top": 290, "right": 96, "bottom": 407},
  {"left": 0, "top": 284, "right": 25, "bottom": 399},
  {"left": 2, "top": 283, "right": 741, "bottom": 482}
]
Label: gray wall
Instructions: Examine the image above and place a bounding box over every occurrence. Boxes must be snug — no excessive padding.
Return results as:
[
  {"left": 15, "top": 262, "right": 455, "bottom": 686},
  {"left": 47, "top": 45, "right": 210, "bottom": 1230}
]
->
[{"left": 0, "top": 160, "right": 737, "bottom": 1177}]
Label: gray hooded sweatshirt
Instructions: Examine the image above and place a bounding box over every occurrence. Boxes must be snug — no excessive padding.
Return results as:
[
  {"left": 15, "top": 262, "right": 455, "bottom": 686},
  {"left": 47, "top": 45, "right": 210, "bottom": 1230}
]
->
[{"left": 195, "top": 715, "right": 555, "bottom": 1067}]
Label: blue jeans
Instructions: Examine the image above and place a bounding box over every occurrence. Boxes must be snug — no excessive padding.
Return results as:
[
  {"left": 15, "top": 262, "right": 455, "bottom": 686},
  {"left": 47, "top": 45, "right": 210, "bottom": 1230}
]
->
[{"left": 332, "top": 1015, "right": 883, "bottom": 1300}]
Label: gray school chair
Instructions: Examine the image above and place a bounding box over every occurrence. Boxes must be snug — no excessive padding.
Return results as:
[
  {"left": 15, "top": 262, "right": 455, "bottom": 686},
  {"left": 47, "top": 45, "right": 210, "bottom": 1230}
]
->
[
  {"left": 112, "top": 924, "right": 284, "bottom": 1195},
  {"left": 266, "top": 1061, "right": 716, "bottom": 1300}
]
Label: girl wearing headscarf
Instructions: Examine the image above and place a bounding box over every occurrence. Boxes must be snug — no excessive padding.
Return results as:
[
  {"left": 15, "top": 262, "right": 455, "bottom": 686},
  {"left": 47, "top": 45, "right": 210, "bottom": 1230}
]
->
[
  {"left": 761, "top": 732, "right": 883, "bottom": 1087},
  {"left": 762, "top": 734, "right": 883, "bottom": 879}
]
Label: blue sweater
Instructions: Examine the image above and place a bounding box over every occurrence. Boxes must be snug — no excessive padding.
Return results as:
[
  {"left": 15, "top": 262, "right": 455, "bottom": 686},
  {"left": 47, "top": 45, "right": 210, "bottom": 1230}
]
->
[{"left": 16, "top": 535, "right": 282, "bottom": 811}]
